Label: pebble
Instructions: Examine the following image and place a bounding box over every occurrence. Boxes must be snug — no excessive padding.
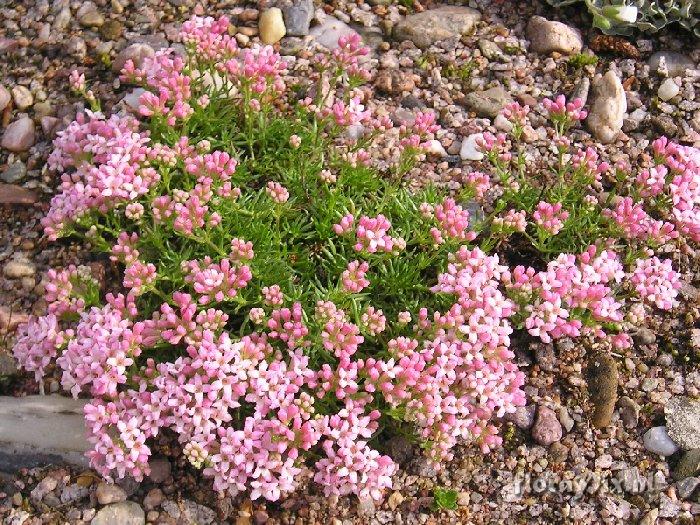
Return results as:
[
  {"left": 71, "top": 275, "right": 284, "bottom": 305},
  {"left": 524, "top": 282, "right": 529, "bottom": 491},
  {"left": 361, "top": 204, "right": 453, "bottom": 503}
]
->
[
  {"left": 460, "top": 133, "right": 484, "bottom": 161},
  {"left": 677, "top": 477, "right": 700, "bottom": 500},
  {"left": 506, "top": 404, "right": 536, "bottom": 430},
  {"left": 643, "top": 426, "right": 680, "bottom": 456},
  {"left": 95, "top": 482, "right": 127, "bottom": 505},
  {"left": 92, "top": 501, "right": 145, "bottom": 525},
  {"left": 658, "top": 78, "right": 680, "bottom": 101},
  {"left": 11, "top": 86, "right": 33, "bottom": 110},
  {"left": 143, "top": 488, "right": 163, "bottom": 510},
  {"left": 100, "top": 20, "right": 124, "bottom": 40},
  {"left": 1, "top": 117, "right": 35, "bottom": 152},
  {"left": 0, "top": 85, "right": 10, "bottom": 112},
  {"left": 526, "top": 16, "right": 582, "bottom": 55},
  {"left": 3, "top": 257, "right": 36, "bottom": 279},
  {"left": 375, "top": 69, "right": 415, "bottom": 95},
  {"left": 283, "top": 0, "right": 314, "bottom": 37},
  {"left": 674, "top": 449, "right": 700, "bottom": 481},
  {"left": 463, "top": 85, "right": 512, "bottom": 118},
  {"left": 259, "top": 8, "right": 286, "bottom": 45},
  {"left": 393, "top": 7, "right": 481, "bottom": 49},
  {"left": 648, "top": 51, "right": 695, "bottom": 77},
  {"left": 309, "top": 16, "right": 357, "bottom": 50},
  {"left": 617, "top": 396, "right": 640, "bottom": 428},
  {"left": 531, "top": 406, "right": 563, "bottom": 446},
  {"left": 147, "top": 458, "right": 171, "bottom": 483},
  {"left": 665, "top": 396, "right": 700, "bottom": 450},
  {"left": 587, "top": 70, "right": 626, "bottom": 144},
  {"left": 112, "top": 43, "right": 155, "bottom": 73},
  {"left": 639, "top": 508, "right": 659, "bottom": 525},
  {"left": 79, "top": 10, "right": 104, "bottom": 27},
  {"left": 1, "top": 162, "right": 27, "bottom": 184}
]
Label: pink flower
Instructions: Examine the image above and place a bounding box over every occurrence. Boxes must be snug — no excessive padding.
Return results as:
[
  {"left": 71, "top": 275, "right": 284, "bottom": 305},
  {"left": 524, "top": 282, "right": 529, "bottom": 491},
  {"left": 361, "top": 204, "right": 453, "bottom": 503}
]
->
[
  {"left": 341, "top": 260, "right": 370, "bottom": 293},
  {"left": 532, "top": 201, "right": 569, "bottom": 235}
]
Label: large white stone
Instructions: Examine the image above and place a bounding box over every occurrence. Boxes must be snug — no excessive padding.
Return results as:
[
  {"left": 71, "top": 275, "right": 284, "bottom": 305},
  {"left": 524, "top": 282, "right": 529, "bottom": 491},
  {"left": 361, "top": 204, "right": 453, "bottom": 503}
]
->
[{"left": 586, "top": 70, "right": 626, "bottom": 144}]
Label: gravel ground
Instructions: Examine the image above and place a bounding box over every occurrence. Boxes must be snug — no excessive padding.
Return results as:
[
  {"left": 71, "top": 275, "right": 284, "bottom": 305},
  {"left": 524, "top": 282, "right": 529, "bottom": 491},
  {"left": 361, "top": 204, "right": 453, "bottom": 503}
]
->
[{"left": 1, "top": 0, "right": 699, "bottom": 524}]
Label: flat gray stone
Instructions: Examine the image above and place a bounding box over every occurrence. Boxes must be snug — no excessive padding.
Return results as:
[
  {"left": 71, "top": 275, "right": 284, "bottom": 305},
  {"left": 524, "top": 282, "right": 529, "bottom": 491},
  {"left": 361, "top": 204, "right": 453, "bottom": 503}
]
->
[
  {"left": 463, "top": 86, "right": 512, "bottom": 118},
  {"left": 666, "top": 396, "right": 700, "bottom": 450},
  {"left": 92, "top": 501, "right": 145, "bottom": 525},
  {"left": 0, "top": 395, "right": 89, "bottom": 473},
  {"left": 393, "top": 7, "right": 480, "bottom": 49},
  {"left": 309, "top": 16, "right": 357, "bottom": 50}
]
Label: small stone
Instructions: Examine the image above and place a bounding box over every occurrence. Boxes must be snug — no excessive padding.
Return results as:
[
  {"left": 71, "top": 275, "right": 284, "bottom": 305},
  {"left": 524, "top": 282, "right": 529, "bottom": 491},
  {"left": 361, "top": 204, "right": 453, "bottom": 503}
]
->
[
  {"left": 618, "top": 467, "right": 645, "bottom": 493},
  {"left": 494, "top": 113, "right": 513, "bottom": 132},
  {"left": 506, "top": 404, "right": 536, "bottom": 430},
  {"left": 259, "top": 8, "right": 286, "bottom": 45},
  {"left": 531, "top": 406, "right": 563, "bottom": 446},
  {"left": 463, "top": 86, "right": 512, "bottom": 118},
  {"left": 41, "top": 116, "right": 60, "bottom": 137},
  {"left": 30, "top": 476, "right": 58, "bottom": 503},
  {"left": 651, "top": 115, "right": 679, "bottom": 137},
  {"left": 3, "top": 257, "right": 35, "bottom": 279},
  {"left": 384, "top": 435, "right": 413, "bottom": 465},
  {"left": 457, "top": 491, "right": 470, "bottom": 506},
  {"left": 1, "top": 162, "right": 27, "bottom": 184},
  {"left": 571, "top": 77, "right": 590, "bottom": 107},
  {"left": 643, "top": 426, "right": 680, "bottom": 456},
  {"left": 92, "top": 501, "right": 145, "bottom": 525},
  {"left": 0, "top": 184, "right": 38, "bottom": 205},
  {"left": 633, "top": 328, "right": 656, "bottom": 345},
  {"left": 113, "top": 43, "right": 155, "bottom": 74},
  {"left": 309, "top": 16, "right": 357, "bottom": 50},
  {"left": 648, "top": 51, "right": 695, "bottom": 77},
  {"left": 375, "top": 70, "right": 415, "bottom": 95},
  {"left": 393, "top": 7, "right": 481, "bottom": 49},
  {"left": 557, "top": 407, "right": 574, "bottom": 433},
  {"left": 357, "top": 498, "right": 376, "bottom": 517},
  {"left": 387, "top": 491, "right": 404, "bottom": 510},
  {"left": 0, "top": 85, "right": 10, "bottom": 112},
  {"left": 148, "top": 458, "right": 171, "bottom": 483},
  {"left": 460, "top": 133, "right": 484, "bottom": 161},
  {"left": 658, "top": 492, "right": 681, "bottom": 519},
  {"left": 534, "top": 343, "right": 555, "bottom": 371},
  {"left": 79, "top": 10, "right": 105, "bottom": 28},
  {"left": 587, "top": 70, "right": 626, "bottom": 144},
  {"left": 658, "top": 78, "right": 680, "bottom": 102},
  {"left": 675, "top": 449, "right": 700, "bottom": 481},
  {"left": 586, "top": 352, "right": 618, "bottom": 428},
  {"left": 100, "top": 20, "right": 124, "bottom": 40},
  {"left": 677, "top": 477, "right": 700, "bottom": 500},
  {"left": 478, "top": 39, "right": 502, "bottom": 60},
  {"left": 617, "top": 396, "right": 640, "bottom": 428},
  {"left": 11, "top": 86, "right": 33, "bottom": 111},
  {"left": 424, "top": 139, "right": 446, "bottom": 157},
  {"left": 54, "top": 7, "right": 72, "bottom": 31},
  {"left": 549, "top": 442, "right": 569, "bottom": 463},
  {"left": 639, "top": 508, "right": 658, "bottom": 525},
  {"left": 143, "top": 488, "right": 163, "bottom": 510},
  {"left": 282, "top": 0, "right": 314, "bottom": 37},
  {"left": 96, "top": 483, "right": 127, "bottom": 505},
  {"left": 665, "top": 396, "right": 700, "bottom": 450},
  {"left": 2, "top": 117, "right": 35, "bottom": 152},
  {"left": 526, "top": 16, "right": 582, "bottom": 55}
]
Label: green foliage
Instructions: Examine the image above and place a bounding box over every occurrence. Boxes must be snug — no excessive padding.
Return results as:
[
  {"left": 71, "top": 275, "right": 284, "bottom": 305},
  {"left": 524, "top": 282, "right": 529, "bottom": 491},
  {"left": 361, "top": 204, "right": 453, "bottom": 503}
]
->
[
  {"left": 432, "top": 487, "right": 458, "bottom": 510},
  {"left": 567, "top": 53, "right": 599, "bottom": 69},
  {"left": 546, "top": 0, "right": 699, "bottom": 37}
]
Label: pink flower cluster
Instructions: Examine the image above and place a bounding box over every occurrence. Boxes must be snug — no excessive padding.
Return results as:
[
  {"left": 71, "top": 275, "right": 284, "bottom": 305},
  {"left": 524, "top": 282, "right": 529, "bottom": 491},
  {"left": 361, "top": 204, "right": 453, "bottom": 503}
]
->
[{"left": 533, "top": 201, "right": 569, "bottom": 235}]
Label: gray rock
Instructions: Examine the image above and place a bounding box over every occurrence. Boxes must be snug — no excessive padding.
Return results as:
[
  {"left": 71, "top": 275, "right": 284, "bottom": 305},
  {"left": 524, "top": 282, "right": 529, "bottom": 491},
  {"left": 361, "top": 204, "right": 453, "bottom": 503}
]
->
[
  {"left": 658, "top": 492, "right": 681, "bottom": 519},
  {"left": 570, "top": 77, "right": 590, "bottom": 107},
  {"left": 53, "top": 7, "right": 72, "bottom": 31},
  {"left": 633, "top": 328, "right": 656, "bottom": 345},
  {"left": 677, "top": 477, "right": 700, "bottom": 500},
  {"left": 1, "top": 162, "right": 27, "bottom": 184},
  {"left": 309, "top": 16, "right": 357, "bottom": 50},
  {"left": 0, "top": 396, "right": 89, "bottom": 472},
  {"left": 384, "top": 435, "right": 414, "bottom": 465},
  {"left": 1, "top": 117, "right": 35, "bottom": 153},
  {"left": 651, "top": 115, "right": 679, "bottom": 137},
  {"left": 478, "top": 39, "right": 502, "bottom": 60},
  {"left": 531, "top": 406, "right": 563, "bottom": 446},
  {"left": 617, "top": 396, "right": 640, "bottom": 428},
  {"left": 666, "top": 396, "right": 700, "bottom": 450},
  {"left": 143, "top": 488, "right": 163, "bottom": 510},
  {"left": 393, "top": 7, "right": 481, "bottom": 49},
  {"left": 648, "top": 51, "right": 696, "bottom": 77},
  {"left": 587, "top": 70, "right": 626, "bottom": 144},
  {"left": 0, "top": 85, "right": 10, "bottom": 112},
  {"left": 282, "top": 0, "right": 314, "bottom": 36},
  {"left": 618, "top": 467, "right": 646, "bottom": 494},
  {"left": 96, "top": 483, "right": 127, "bottom": 505},
  {"left": 463, "top": 86, "right": 512, "bottom": 118},
  {"left": 675, "top": 449, "right": 700, "bottom": 481},
  {"left": 92, "top": 501, "right": 145, "bottom": 525},
  {"left": 79, "top": 9, "right": 104, "bottom": 28},
  {"left": 526, "top": 16, "right": 582, "bottom": 55},
  {"left": 643, "top": 426, "right": 680, "bottom": 456},
  {"left": 639, "top": 509, "right": 659, "bottom": 525},
  {"left": 506, "top": 405, "right": 536, "bottom": 430},
  {"left": 112, "top": 43, "right": 155, "bottom": 74},
  {"left": 30, "top": 475, "right": 57, "bottom": 503},
  {"left": 557, "top": 406, "right": 574, "bottom": 433}
]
